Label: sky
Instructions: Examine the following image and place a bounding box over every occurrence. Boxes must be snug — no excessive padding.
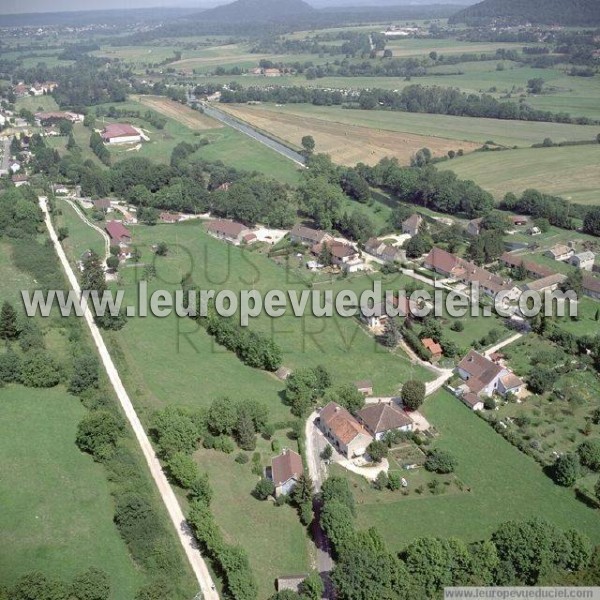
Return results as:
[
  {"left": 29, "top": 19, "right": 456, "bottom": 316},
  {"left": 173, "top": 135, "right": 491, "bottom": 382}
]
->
[{"left": 0, "top": 0, "right": 470, "bottom": 14}]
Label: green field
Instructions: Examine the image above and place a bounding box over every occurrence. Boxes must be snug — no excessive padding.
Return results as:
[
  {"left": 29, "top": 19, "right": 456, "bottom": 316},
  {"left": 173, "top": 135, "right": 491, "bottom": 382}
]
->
[
  {"left": 190, "top": 434, "right": 310, "bottom": 597},
  {"left": 447, "top": 145, "right": 600, "bottom": 205},
  {"left": 55, "top": 200, "right": 106, "bottom": 264},
  {"left": 354, "top": 390, "right": 600, "bottom": 550},
  {"left": 15, "top": 94, "right": 60, "bottom": 113},
  {"left": 0, "top": 386, "right": 144, "bottom": 597},
  {"left": 88, "top": 99, "right": 302, "bottom": 185},
  {"left": 219, "top": 103, "right": 600, "bottom": 149}
]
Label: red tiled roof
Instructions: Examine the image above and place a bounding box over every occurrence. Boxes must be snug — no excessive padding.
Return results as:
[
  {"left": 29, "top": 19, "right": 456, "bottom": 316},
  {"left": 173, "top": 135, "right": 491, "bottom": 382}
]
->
[
  {"left": 320, "top": 402, "right": 370, "bottom": 446},
  {"left": 105, "top": 221, "right": 131, "bottom": 243},
  {"left": 271, "top": 449, "right": 303, "bottom": 487},
  {"left": 421, "top": 338, "right": 442, "bottom": 356},
  {"left": 101, "top": 123, "right": 139, "bottom": 140}
]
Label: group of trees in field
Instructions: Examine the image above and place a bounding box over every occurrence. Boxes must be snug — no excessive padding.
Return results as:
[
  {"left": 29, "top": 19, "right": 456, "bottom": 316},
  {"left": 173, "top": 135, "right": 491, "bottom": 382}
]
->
[{"left": 319, "top": 474, "right": 594, "bottom": 599}]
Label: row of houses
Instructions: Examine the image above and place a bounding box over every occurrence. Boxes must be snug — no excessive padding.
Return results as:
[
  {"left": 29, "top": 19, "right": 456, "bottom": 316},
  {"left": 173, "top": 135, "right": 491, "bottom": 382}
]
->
[
  {"left": 500, "top": 252, "right": 600, "bottom": 300},
  {"left": 424, "top": 247, "right": 519, "bottom": 299},
  {"left": 13, "top": 81, "right": 58, "bottom": 97},
  {"left": 206, "top": 219, "right": 257, "bottom": 245}
]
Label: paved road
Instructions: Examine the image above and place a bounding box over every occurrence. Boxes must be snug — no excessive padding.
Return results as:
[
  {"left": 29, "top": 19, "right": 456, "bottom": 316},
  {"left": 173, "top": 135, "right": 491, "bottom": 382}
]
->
[
  {"left": 305, "top": 411, "right": 336, "bottom": 599},
  {"left": 200, "top": 102, "right": 307, "bottom": 167},
  {"left": 40, "top": 197, "right": 219, "bottom": 600}
]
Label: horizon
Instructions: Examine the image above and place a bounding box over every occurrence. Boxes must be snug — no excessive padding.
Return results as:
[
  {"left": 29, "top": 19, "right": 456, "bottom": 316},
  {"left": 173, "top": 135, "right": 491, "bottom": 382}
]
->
[{"left": 0, "top": 0, "right": 474, "bottom": 16}]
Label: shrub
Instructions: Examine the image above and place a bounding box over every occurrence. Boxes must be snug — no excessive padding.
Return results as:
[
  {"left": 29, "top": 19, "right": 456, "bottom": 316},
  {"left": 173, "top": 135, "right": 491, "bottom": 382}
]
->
[
  {"left": 167, "top": 452, "right": 200, "bottom": 489},
  {"left": 20, "top": 350, "right": 61, "bottom": 387},
  {"left": 578, "top": 439, "right": 600, "bottom": 472},
  {"left": 425, "top": 449, "right": 457, "bottom": 474},
  {"left": 552, "top": 453, "right": 580, "bottom": 487},
  {"left": 235, "top": 452, "right": 249, "bottom": 464},
  {"left": 402, "top": 380, "right": 426, "bottom": 411},
  {"left": 253, "top": 478, "right": 275, "bottom": 500},
  {"left": 367, "top": 440, "right": 388, "bottom": 463},
  {"left": 0, "top": 348, "right": 21, "bottom": 383},
  {"left": 76, "top": 411, "right": 123, "bottom": 461}
]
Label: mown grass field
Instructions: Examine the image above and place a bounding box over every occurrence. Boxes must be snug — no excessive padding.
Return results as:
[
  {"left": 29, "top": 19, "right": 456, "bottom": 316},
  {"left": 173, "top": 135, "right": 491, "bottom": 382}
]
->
[
  {"left": 0, "top": 386, "right": 144, "bottom": 598},
  {"left": 214, "top": 103, "right": 600, "bottom": 149},
  {"left": 189, "top": 434, "right": 311, "bottom": 598},
  {"left": 107, "top": 223, "right": 433, "bottom": 425},
  {"left": 354, "top": 390, "right": 600, "bottom": 550},
  {"left": 447, "top": 145, "right": 600, "bottom": 205}
]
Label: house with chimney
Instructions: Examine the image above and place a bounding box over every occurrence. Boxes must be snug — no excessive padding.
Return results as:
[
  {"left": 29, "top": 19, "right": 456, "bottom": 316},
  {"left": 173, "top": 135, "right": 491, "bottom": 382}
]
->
[
  {"left": 268, "top": 449, "right": 304, "bottom": 498},
  {"left": 318, "top": 402, "right": 372, "bottom": 458}
]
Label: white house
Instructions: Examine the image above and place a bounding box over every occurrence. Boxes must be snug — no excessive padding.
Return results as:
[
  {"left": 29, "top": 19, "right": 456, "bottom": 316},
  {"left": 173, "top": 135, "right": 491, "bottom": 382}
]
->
[
  {"left": 357, "top": 402, "right": 414, "bottom": 441},
  {"left": 269, "top": 449, "right": 304, "bottom": 498},
  {"left": 570, "top": 251, "right": 595, "bottom": 271}
]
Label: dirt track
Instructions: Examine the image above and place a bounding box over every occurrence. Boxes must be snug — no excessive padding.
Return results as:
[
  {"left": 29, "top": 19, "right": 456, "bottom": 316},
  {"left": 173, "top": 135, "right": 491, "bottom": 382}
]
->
[
  {"left": 135, "top": 95, "right": 221, "bottom": 131},
  {"left": 220, "top": 104, "right": 480, "bottom": 166}
]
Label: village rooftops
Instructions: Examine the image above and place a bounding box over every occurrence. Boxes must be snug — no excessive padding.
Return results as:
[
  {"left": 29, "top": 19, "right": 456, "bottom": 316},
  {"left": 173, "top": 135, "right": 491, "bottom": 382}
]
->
[
  {"left": 271, "top": 449, "right": 303, "bottom": 487},
  {"left": 522, "top": 273, "right": 567, "bottom": 293},
  {"left": 357, "top": 403, "right": 413, "bottom": 436},
  {"left": 320, "top": 402, "right": 370, "bottom": 446}
]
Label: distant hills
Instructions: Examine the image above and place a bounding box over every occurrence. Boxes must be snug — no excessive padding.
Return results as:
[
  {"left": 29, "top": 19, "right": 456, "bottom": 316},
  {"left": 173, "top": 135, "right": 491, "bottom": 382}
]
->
[
  {"left": 196, "top": 0, "right": 315, "bottom": 23},
  {"left": 450, "top": 0, "right": 600, "bottom": 26}
]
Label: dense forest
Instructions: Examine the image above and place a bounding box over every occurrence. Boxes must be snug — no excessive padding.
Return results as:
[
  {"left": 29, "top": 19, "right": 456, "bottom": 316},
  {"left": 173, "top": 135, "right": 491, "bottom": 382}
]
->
[{"left": 451, "top": 0, "right": 600, "bottom": 26}]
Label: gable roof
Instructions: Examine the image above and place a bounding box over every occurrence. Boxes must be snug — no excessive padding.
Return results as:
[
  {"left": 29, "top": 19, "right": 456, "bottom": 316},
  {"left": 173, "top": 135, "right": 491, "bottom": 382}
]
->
[
  {"left": 271, "top": 449, "right": 303, "bottom": 487},
  {"left": 357, "top": 403, "right": 413, "bottom": 435},
  {"left": 523, "top": 273, "right": 566, "bottom": 292},
  {"left": 290, "top": 224, "right": 329, "bottom": 244},
  {"left": 320, "top": 402, "right": 371, "bottom": 446},
  {"left": 206, "top": 219, "right": 247, "bottom": 238},
  {"left": 101, "top": 123, "right": 139, "bottom": 140},
  {"left": 421, "top": 338, "right": 442, "bottom": 355},
  {"left": 573, "top": 251, "right": 595, "bottom": 262},
  {"left": 547, "top": 244, "right": 572, "bottom": 257},
  {"left": 105, "top": 221, "right": 131, "bottom": 242},
  {"left": 500, "top": 373, "right": 524, "bottom": 391},
  {"left": 457, "top": 350, "right": 504, "bottom": 388},
  {"left": 403, "top": 213, "right": 422, "bottom": 230}
]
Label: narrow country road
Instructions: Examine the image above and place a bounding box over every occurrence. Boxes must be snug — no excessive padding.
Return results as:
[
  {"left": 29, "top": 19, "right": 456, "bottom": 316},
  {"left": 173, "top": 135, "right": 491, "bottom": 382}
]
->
[
  {"left": 63, "top": 197, "right": 111, "bottom": 262},
  {"left": 484, "top": 333, "right": 523, "bottom": 357},
  {"left": 305, "top": 411, "right": 336, "bottom": 599},
  {"left": 40, "top": 197, "right": 219, "bottom": 600}
]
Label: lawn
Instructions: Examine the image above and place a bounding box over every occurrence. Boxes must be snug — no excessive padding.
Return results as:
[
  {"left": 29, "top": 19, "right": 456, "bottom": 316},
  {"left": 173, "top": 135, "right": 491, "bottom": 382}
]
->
[
  {"left": 105, "top": 223, "right": 433, "bottom": 425},
  {"left": 0, "top": 240, "right": 35, "bottom": 303},
  {"left": 15, "top": 94, "right": 59, "bottom": 113},
  {"left": 189, "top": 432, "right": 311, "bottom": 598},
  {"left": 354, "top": 389, "right": 600, "bottom": 550},
  {"left": 54, "top": 199, "right": 106, "bottom": 265},
  {"left": 446, "top": 145, "right": 600, "bottom": 205},
  {"left": 0, "top": 385, "right": 144, "bottom": 598}
]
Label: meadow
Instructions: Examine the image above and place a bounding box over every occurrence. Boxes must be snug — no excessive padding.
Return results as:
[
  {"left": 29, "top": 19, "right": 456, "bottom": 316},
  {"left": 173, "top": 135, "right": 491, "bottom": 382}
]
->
[
  {"left": 353, "top": 390, "right": 600, "bottom": 550},
  {"left": 213, "top": 102, "right": 600, "bottom": 149},
  {"left": 0, "top": 385, "right": 145, "bottom": 597},
  {"left": 447, "top": 145, "right": 600, "bottom": 205}
]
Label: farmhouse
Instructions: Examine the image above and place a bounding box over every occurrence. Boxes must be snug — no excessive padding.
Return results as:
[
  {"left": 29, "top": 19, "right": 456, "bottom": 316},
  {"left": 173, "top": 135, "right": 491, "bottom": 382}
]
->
[
  {"left": 206, "top": 220, "right": 255, "bottom": 245},
  {"left": 105, "top": 221, "right": 132, "bottom": 246},
  {"left": 424, "top": 248, "right": 517, "bottom": 299},
  {"left": 357, "top": 402, "right": 413, "bottom": 440},
  {"left": 35, "top": 111, "right": 83, "bottom": 124},
  {"left": 500, "top": 253, "right": 555, "bottom": 279},
  {"left": 402, "top": 213, "right": 423, "bottom": 237},
  {"left": 289, "top": 224, "right": 331, "bottom": 246},
  {"left": 318, "top": 402, "right": 372, "bottom": 458},
  {"left": 545, "top": 244, "right": 574, "bottom": 262},
  {"left": 101, "top": 123, "right": 143, "bottom": 145},
  {"left": 570, "top": 251, "right": 595, "bottom": 271},
  {"left": 269, "top": 449, "right": 304, "bottom": 498},
  {"left": 312, "top": 240, "right": 361, "bottom": 271}
]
